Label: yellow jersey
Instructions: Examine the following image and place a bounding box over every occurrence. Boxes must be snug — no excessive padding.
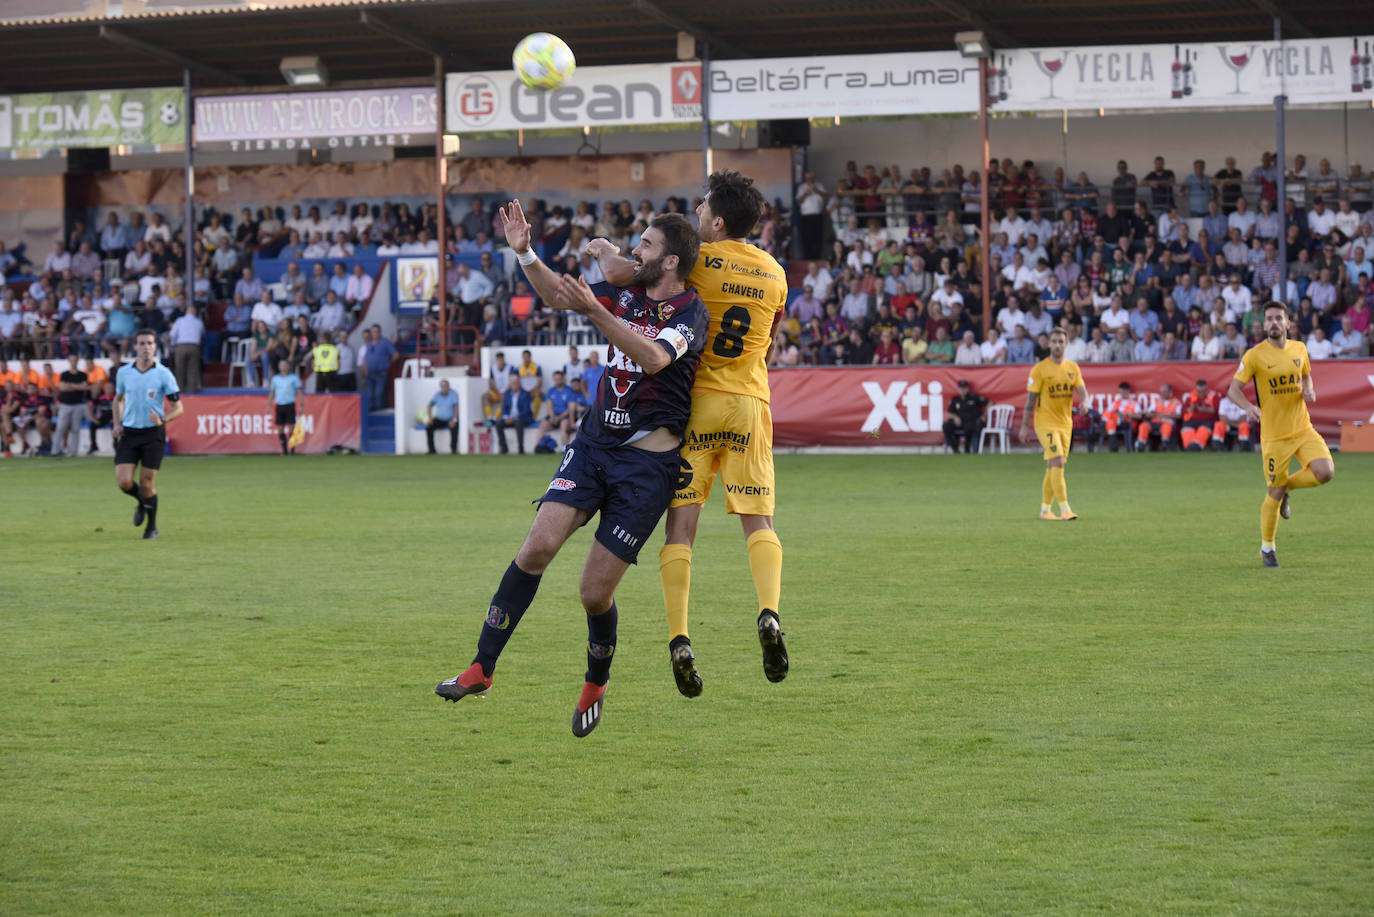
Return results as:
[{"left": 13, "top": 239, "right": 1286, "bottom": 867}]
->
[
  {"left": 687, "top": 239, "right": 787, "bottom": 403},
  {"left": 1234, "top": 339, "right": 1312, "bottom": 441},
  {"left": 1026, "top": 357, "right": 1082, "bottom": 430}
]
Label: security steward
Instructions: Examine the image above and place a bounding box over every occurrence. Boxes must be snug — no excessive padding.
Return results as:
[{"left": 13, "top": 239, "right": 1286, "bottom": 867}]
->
[
  {"left": 943, "top": 378, "right": 988, "bottom": 453},
  {"left": 309, "top": 335, "right": 340, "bottom": 392}
]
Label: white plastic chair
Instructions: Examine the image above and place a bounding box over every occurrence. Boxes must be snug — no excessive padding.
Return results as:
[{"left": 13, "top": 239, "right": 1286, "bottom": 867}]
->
[
  {"left": 979, "top": 403, "right": 1016, "bottom": 454},
  {"left": 226, "top": 338, "right": 253, "bottom": 387},
  {"left": 564, "top": 313, "right": 596, "bottom": 346},
  {"left": 402, "top": 357, "right": 433, "bottom": 378}
]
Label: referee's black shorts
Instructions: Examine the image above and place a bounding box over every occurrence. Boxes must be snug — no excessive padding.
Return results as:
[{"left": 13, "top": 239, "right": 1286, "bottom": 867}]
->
[
  {"left": 275, "top": 403, "right": 297, "bottom": 426},
  {"left": 114, "top": 426, "right": 166, "bottom": 469}
]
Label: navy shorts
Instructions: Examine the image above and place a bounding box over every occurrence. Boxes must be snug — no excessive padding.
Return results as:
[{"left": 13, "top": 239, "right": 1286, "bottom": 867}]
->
[
  {"left": 536, "top": 436, "right": 684, "bottom": 564},
  {"left": 114, "top": 426, "right": 165, "bottom": 470}
]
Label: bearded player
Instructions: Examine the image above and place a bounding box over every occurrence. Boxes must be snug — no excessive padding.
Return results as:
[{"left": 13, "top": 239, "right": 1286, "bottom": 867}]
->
[
  {"left": 1227, "top": 301, "right": 1334, "bottom": 568},
  {"left": 434, "top": 202, "right": 707, "bottom": 737},
  {"left": 1019, "top": 327, "right": 1089, "bottom": 520},
  {"left": 592, "top": 170, "right": 788, "bottom": 697}
]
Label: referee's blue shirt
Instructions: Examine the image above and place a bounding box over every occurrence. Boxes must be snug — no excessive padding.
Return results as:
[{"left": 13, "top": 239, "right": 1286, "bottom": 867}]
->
[
  {"left": 116, "top": 361, "right": 180, "bottom": 428},
  {"left": 270, "top": 373, "right": 303, "bottom": 405}
]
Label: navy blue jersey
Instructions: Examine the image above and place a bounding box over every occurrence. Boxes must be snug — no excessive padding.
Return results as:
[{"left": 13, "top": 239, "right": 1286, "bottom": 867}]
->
[{"left": 579, "top": 283, "right": 708, "bottom": 448}]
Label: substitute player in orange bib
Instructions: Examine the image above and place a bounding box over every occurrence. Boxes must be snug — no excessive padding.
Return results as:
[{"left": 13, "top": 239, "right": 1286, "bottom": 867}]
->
[
  {"left": 592, "top": 170, "right": 788, "bottom": 696},
  {"left": 1227, "top": 301, "right": 1334, "bottom": 567}
]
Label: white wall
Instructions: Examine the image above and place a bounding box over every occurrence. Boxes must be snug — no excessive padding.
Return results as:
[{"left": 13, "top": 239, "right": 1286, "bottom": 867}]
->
[{"left": 804, "top": 104, "right": 1374, "bottom": 185}]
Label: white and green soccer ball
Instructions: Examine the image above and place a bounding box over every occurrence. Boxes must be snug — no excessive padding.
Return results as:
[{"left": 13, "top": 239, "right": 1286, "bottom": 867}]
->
[{"left": 512, "top": 32, "right": 576, "bottom": 90}]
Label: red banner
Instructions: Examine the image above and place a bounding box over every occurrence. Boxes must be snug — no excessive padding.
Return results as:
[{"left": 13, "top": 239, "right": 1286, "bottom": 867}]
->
[
  {"left": 770, "top": 360, "right": 1374, "bottom": 447},
  {"left": 167, "top": 394, "right": 362, "bottom": 454}
]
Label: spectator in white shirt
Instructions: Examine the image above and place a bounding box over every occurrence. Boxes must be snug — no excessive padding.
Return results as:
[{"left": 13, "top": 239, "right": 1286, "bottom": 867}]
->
[
  {"left": 250, "top": 289, "right": 283, "bottom": 329},
  {"left": 1001, "top": 252, "right": 1036, "bottom": 291},
  {"left": 142, "top": 212, "right": 172, "bottom": 246},
  {"left": 995, "top": 302, "right": 1026, "bottom": 336},
  {"left": 1227, "top": 197, "right": 1256, "bottom": 241},
  {"left": 998, "top": 209, "right": 1027, "bottom": 246},
  {"left": 200, "top": 214, "right": 231, "bottom": 252},
  {"left": 1220, "top": 274, "right": 1252, "bottom": 317},
  {"left": 979, "top": 327, "right": 1007, "bottom": 364},
  {"left": 303, "top": 232, "right": 330, "bottom": 259},
  {"left": 327, "top": 232, "right": 354, "bottom": 258},
  {"left": 953, "top": 330, "right": 981, "bottom": 366},
  {"left": 324, "top": 202, "right": 350, "bottom": 238},
  {"left": 1306, "top": 197, "right": 1337, "bottom": 242},
  {"left": 1191, "top": 322, "right": 1221, "bottom": 360},
  {"left": 1084, "top": 327, "right": 1111, "bottom": 363},
  {"left": 802, "top": 262, "right": 833, "bottom": 304},
  {"left": 1063, "top": 323, "right": 1088, "bottom": 362},
  {"left": 1305, "top": 327, "right": 1334, "bottom": 359},
  {"left": 930, "top": 277, "right": 964, "bottom": 314},
  {"left": 1099, "top": 296, "right": 1131, "bottom": 334},
  {"left": 43, "top": 240, "right": 71, "bottom": 277}
]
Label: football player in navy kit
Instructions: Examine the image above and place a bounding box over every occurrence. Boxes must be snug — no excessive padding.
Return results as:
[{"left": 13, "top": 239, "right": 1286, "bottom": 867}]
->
[{"left": 435, "top": 201, "right": 707, "bottom": 737}]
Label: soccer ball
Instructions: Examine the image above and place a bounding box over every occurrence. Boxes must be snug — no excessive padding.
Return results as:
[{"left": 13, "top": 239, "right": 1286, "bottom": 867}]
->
[
  {"left": 158, "top": 101, "right": 181, "bottom": 126},
  {"left": 512, "top": 32, "right": 576, "bottom": 90}
]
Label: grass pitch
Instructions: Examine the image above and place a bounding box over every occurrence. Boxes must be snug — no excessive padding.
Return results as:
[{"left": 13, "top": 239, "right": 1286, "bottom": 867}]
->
[{"left": 2, "top": 450, "right": 1371, "bottom": 915}]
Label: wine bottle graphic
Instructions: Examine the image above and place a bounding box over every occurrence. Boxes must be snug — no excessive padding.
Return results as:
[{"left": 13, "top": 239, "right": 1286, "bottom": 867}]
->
[
  {"left": 1353, "top": 38, "right": 1362, "bottom": 93},
  {"left": 1172, "top": 45, "right": 1183, "bottom": 99},
  {"left": 1184, "top": 49, "right": 1195, "bottom": 96},
  {"left": 1363, "top": 40, "right": 1372, "bottom": 91},
  {"left": 998, "top": 54, "right": 1009, "bottom": 102}
]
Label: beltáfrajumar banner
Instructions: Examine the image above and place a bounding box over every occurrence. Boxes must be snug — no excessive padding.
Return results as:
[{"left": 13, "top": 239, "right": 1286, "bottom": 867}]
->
[
  {"left": 996, "top": 35, "right": 1373, "bottom": 111},
  {"left": 167, "top": 394, "right": 361, "bottom": 454},
  {"left": 769, "top": 360, "right": 1374, "bottom": 448}
]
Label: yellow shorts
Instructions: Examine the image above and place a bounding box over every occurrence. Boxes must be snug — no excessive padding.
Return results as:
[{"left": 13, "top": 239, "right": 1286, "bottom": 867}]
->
[
  {"left": 1035, "top": 426, "right": 1071, "bottom": 462},
  {"left": 1261, "top": 427, "right": 1332, "bottom": 488},
  {"left": 673, "top": 389, "right": 775, "bottom": 516}
]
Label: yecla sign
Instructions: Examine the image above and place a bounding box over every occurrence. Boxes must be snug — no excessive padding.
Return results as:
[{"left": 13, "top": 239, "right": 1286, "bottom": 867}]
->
[{"left": 0, "top": 88, "right": 184, "bottom": 151}]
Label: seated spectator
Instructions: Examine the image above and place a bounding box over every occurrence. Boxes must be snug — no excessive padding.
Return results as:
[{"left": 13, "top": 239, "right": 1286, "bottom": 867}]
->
[
  {"left": 222, "top": 293, "right": 252, "bottom": 344},
  {"left": 1305, "top": 326, "right": 1334, "bottom": 359},
  {"left": 953, "top": 329, "right": 980, "bottom": 366},
  {"left": 494, "top": 374, "right": 532, "bottom": 454},
  {"left": 234, "top": 266, "right": 264, "bottom": 303},
  {"left": 1191, "top": 322, "right": 1221, "bottom": 360},
  {"left": 1005, "top": 325, "right": 1034, "bottom": 364},
  {"left": 283, "top": 291, "right": 311, "bottom": 323},
  {"left": 1083, "top": 326, "right": 1110, "bottom": 363},
  {"left": 1160, "top": 330, "right": 1187, "bottom": 361},
  {"left": 979, "top": 327, "right": 1007, "bottom": 364},
  {"left": 280, "top": 261, "right": 307, "bottom": 300},
  {"left": 251, "top": 289, "right": 284, "bottom": 330},
  {"left": 1219, "top": 321, "right": 1247, "bottom": 360}
]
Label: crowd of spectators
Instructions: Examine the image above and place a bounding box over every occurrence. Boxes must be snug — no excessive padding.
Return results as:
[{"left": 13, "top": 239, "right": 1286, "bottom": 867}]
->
[{"left": 773, "top": 153, "right": 1373, "bottom": 367}]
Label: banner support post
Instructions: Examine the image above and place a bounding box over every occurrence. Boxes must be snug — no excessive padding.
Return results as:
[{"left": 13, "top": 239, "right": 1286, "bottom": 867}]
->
[
  {"left": 434, "top": 54, "right": 451, "bottom": 366},
  {"left": 183, "top": 68, "right": 195, "bottom": 308},
  {"left": 979, "top": 56, "right": 992, "bottom": 337},
  {"left": 700, "top": 40, "right": 712, "bottom": 187},
  {"left": 1274, "top": 18, "right": 1288, "bottom": 305}
]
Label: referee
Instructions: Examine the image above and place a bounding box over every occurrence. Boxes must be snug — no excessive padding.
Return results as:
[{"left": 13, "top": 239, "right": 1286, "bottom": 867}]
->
[
  {"left": 267, "top": 359, "right": 304, "bottom": 455},
  {"left": 114, "top": 328, "right": 183, "bottom": 540}
]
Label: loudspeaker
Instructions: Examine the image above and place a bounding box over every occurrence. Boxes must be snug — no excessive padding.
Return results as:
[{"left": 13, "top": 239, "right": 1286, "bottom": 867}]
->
[
  {"left": 758, "top": 119, "right": 810, "bottom": 148},
  {"left": 66, "top": 147, "right": 110, "bottom": 173}
]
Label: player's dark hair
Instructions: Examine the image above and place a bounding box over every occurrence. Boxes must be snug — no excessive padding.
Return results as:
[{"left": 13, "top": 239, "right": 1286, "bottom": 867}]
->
[
  {"left": 136, "top": 328, "right": 157, "bottom": 340},
  {"left": 705, "top": 169, "right": 765, "bottom": 238},
  {"left": 1263, "top": 300, "right": 1289, "bottom": 317},
  {"left": 650, "top": 213, "right": 700, "bottom": 282}
]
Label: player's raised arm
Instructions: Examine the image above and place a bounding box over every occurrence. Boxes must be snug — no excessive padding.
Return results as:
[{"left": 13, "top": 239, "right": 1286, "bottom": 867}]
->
[
  {"left": 556, "top": 274, "right": 669, "bottom": 374},
  {"left": 500, "top": 200, "right": 565, "bottom": 306},
  {"left": 587, "top": 238, "right": 637, "bottom": 287}
]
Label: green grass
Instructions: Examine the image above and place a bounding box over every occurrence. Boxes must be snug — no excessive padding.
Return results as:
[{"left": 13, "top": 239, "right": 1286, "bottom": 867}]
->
[{"left": 2, "top": 451, "right": 1371, "bottom": 915}]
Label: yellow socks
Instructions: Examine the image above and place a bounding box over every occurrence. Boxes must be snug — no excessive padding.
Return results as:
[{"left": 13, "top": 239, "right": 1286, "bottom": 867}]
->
[
  {"left": 1286, "top": 467, "right": 1320, "bottom": 490},
  {"left": 1261, "top": 495, "right": 1281, "bottom": 546},
  {"left": 1042, "top": 469, "right": 1054, "bottom": 510},
  {"left": 659, "top": 544, "right": 693, "bottom": 641},
  {"left": 746, "top": 529, "right": 783, "bottom": 614},
  {"left": 1050, "top": 465, "right": 1068, "bottom": 507}
]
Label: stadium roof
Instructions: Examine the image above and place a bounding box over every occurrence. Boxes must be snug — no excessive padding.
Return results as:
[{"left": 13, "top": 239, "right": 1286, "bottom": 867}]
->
[{"left": 1, "top": 0, "right": 1371, "bottom": 94}]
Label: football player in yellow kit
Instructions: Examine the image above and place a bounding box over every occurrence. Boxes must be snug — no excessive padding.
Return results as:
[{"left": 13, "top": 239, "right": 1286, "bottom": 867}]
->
[
  {"left": 1019, "top": 327, "right": 1089, "bottom": 520},
  {"left": 591, "top": 170, "right": 789, "bottom": 696},
  {"left": 1227, "top": 301, "right": 1334, "bottom": 567}
]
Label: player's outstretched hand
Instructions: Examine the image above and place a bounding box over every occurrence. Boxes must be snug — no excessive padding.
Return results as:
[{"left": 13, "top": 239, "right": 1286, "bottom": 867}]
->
[
  {"left": 499, "top": 200, "right": 531, "bottom": 254},
  {"left": 556, "top": 274, "right": 600, "bottom": 315}
]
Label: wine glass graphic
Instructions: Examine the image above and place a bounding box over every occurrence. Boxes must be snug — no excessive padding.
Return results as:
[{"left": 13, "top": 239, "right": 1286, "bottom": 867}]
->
[
  {"left": 1218, "top": 45, "right": 1257, "bottom": 95},
  {"left": 1031, "top": 50, "right": 1070, "bottom": 100}
]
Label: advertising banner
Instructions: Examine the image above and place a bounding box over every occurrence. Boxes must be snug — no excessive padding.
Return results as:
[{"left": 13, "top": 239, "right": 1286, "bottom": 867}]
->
[
  {"left": 446, "top": 52, "right": 977, "bottom": 132},
  {"left": 168, "top": 393, "right": 361, "bottom": 454},
  {"left": 394, "top": 255, "right": 439, "bottom": 311},
  {"left": 770, "top": 361, "right": 1374, "bottom": 448},
  {"left": 998, "top": 35, "right": 1374, "bottom": 111},
  {"left": 195, "top": 86, "right": 437, "bottom": 151},
  {"left": 0, "top": 87, "right": 184, "bottom": 151}
]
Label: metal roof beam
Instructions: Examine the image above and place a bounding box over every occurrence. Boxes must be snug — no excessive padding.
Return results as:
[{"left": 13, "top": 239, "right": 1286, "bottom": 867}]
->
[
  {"left": 1248, "top": 0, "right": 1313, "bottom": 38},
  {"left": 99, "top": 25, "right": 246, "bottom": 85},
  {"left": 927, "top": 0, "right": 1017, "bottom": 49},
  {"left": 360, "top": 10, "right": 471, "bottom": 68},
  {"left": 630, "top": 0, "right": 747, "bottom": 59}
]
